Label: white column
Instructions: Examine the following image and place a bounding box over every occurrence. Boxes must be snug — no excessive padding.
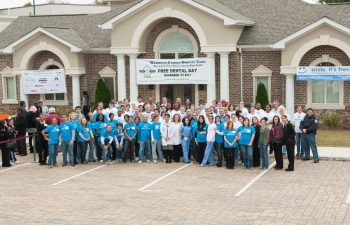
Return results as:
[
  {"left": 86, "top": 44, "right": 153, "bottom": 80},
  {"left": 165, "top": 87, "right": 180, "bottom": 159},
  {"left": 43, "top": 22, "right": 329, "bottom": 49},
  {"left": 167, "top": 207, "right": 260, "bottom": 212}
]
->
[
  {"left": 195, "top": 84, "right": 199, "bottom": 107},
  {"left": 219, "top": 52, "right": 230, "bottom": 102},
  {"left": 155, "top": 85, "right": 160, "bottom": 102},
  {"left": 70, "top": 74, "right": 81, "bottom": 108},
  {"left": 128, "top": 54, "right": 138, "bottom": 102},
  {"left": 19, "top": 73, "right": 28, "bottom": 109},
  {"left": 206, "top": 52, "right": 216, "bottom": 103},
  {"left": 116, "top": 54, "right": 126, "bottom": 101},
  {"left": 285, "top": 73, "right": 295, "bottom": 115}
]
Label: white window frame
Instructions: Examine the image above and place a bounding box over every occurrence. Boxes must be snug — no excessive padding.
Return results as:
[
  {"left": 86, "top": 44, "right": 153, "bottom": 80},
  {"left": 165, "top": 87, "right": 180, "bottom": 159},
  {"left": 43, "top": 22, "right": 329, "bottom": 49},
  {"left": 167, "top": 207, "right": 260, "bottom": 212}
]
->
[
  {"left": 251, "top": 65, "right": 272, "bottom": 105},
  {"left": 99, "top": 66, "right": 117, "bottom": 100},
  {"left": 306, "top": 55, "right": 345, "bottom": 110},
  {"left": 1, "top": 67, "right": 18, "bottom": 104},
  {"left": 39, "top": 59, "right": 68, "bottom": 106}
]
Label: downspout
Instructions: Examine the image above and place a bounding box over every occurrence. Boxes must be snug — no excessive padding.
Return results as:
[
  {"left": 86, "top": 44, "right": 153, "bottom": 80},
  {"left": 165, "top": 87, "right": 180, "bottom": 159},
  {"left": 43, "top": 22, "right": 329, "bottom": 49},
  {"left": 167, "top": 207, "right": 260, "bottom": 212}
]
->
[{"left": 239, "top": 48, "right": 243, "bottom": 101}]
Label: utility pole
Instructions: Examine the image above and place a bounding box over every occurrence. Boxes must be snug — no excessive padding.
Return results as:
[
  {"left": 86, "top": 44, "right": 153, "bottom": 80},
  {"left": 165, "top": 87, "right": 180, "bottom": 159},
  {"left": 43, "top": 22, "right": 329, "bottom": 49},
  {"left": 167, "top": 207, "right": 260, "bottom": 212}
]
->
[{"left": 33, "top": 0, "right": 36, "bottom": 16}]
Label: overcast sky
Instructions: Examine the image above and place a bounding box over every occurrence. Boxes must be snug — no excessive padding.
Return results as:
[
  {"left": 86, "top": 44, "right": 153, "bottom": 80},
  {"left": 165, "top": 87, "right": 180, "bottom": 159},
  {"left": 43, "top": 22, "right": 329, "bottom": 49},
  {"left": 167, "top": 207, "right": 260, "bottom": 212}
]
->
[{"left": 0, "top": 0, "right": 97, "bottom": 9}]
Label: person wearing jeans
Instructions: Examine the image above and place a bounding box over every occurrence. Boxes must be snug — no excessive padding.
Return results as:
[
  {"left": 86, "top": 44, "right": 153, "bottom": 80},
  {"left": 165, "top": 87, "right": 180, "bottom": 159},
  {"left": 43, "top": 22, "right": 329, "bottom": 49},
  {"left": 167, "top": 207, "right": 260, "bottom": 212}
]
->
[
  {"left": 214, "top": 116, "right": 224, "bottom": 167},
  {"left": 87, "top": 113, "right": 96, "bottom": 162},
  {"left": 293, "top": 106, "right": 306, "bottom": 159},
  {"left": 180, "top": 117, "right": 192, "bottom": 164},
  {"left": 190, "top": 113, "right": 198, "bottom": 162},
  {"left": 238, "top": 118, "right": 256, "bottom": 169},
  {"left": 223, "top": 121, "right": 238, "bottom": 169},
  {"left": 77, "top": 118, "right": 90, "bottom": 164},
  {"left": 200, "top": 116, "right": 216, "bottom": 167},
  {"left": 123, "top": 116, "right": 137, "bottom": 163},
  {"left": 271, "top": 116, "right": 284, "bottom": 170},
  {"left": 300, "top": 108, "right": 319, "bottom": 163},
  {"left": 60, "top": 115, "right": 75, "bottom": 167},
  {"left": 100, "top": 125, "right": 114, "bottom": 165},
  {"left": 137, "top": 114, "right": 152, "bottom": 163},
  {"left": 42, "top": 118, "right": 60, "bottom": 168},
  {"left": 114, "top": 123, "right": 124, "bottom": 162},
  {"left": 258, "top": 118, "right": 270, "bottom": 170},
  {"left": 151, "top": 115, "right": 164, "bottom": 163}
]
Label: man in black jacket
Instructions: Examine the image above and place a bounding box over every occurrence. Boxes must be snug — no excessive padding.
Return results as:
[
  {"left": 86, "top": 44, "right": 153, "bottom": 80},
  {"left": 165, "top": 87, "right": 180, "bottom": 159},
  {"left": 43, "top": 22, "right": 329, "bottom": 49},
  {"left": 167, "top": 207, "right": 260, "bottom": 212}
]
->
[
  {"left": 300, "top": 108, "right": 319, "bottom": 163},
  {"left": 0, "top": 120, "right": 11, "bottom": 167}
]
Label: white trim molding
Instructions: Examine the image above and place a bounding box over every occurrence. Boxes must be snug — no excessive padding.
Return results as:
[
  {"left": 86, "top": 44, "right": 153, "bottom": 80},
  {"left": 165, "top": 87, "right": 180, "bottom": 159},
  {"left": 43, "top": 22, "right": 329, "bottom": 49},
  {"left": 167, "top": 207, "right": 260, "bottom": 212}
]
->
[
  {"left": 99, "top": 66, "right": 117, "bottom": 100},
  {"left": 1, "top": 27, "right": 82, "bottom": 54},
  {"left": 1, "top": 67, "right": 18, "bottom": 104},
  {"left": 251, "top": 65, "right": 272, "bottom": 105},
  {"left": 272, "top": 17, "right": 350, "bottom": 49},
  {"left": 39, "top": 58, "right": 64, "bottom": 70},
  {"left": 306, "top": 55, "right": 345, "bottom": 110}
]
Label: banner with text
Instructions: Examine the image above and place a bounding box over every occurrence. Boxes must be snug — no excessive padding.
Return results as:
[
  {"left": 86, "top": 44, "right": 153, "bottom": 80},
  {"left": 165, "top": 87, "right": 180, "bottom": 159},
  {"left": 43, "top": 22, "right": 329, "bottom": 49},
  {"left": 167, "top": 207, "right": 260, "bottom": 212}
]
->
[
  {"left": 136, "top": 58, "right": 211, "bottom": 84},
  {"left": 297, "top": 66, "right": 350, "bottom": 80},
  {"left": 21, "top": 69, "right": 67, "bottom": 94}
]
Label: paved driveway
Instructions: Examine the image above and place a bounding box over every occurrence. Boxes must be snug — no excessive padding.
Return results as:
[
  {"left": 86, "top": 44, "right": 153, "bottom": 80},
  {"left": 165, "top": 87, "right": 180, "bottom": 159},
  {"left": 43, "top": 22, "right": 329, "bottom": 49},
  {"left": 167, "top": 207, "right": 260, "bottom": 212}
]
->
[{"left": 1, "top": 155, "right": 350, "bottom": 225}]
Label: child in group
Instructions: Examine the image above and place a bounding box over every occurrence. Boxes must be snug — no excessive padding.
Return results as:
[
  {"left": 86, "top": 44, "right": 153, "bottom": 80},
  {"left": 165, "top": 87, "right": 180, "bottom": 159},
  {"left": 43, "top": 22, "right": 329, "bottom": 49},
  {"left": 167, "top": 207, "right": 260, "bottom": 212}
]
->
[
  {"left": 115, "top": 123, "right": 124, "bottom": 162},
  {"left": 42, "top": 118, "right": 60, "bottom": 168}
]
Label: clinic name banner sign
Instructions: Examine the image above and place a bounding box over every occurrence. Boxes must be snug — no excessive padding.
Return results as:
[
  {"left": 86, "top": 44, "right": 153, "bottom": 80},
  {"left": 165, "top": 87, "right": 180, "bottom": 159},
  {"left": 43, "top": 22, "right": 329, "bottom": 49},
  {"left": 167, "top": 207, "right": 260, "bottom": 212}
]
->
[
  {"left": 136, "top": 58, "right": 211, "bottom": 84},
  {"left": 297, "top": 66, "right": 350, "bottom": 81},
  {"left": 21, "top": 69, "right": 67, "bottom": 94}
]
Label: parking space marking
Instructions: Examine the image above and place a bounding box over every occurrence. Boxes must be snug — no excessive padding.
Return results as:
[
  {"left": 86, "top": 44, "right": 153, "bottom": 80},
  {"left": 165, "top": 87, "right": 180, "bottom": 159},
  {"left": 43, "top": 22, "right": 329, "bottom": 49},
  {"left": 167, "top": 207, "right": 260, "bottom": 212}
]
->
[
  {"left": 52, "top": 163, "right": 111, "bottom": 186},
  {"left": 0, "top": 163, "right": 32, "bottom": 173},
  {"left": 138, "top": 163, "right": 192, "bottom": 192},
  {"left": 234, "top": 161, "right": 276, "bottom": 197},
  {"left": 346, "top": 187, "right": 350, "bottom": 204}
]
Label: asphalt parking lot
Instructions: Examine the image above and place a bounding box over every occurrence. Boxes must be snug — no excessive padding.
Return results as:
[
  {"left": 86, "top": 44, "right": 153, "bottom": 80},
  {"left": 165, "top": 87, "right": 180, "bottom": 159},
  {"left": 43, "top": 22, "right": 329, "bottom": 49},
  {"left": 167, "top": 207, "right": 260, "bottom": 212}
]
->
[{"left": 1, "top": 155, "right": 350, "bottom": 225}]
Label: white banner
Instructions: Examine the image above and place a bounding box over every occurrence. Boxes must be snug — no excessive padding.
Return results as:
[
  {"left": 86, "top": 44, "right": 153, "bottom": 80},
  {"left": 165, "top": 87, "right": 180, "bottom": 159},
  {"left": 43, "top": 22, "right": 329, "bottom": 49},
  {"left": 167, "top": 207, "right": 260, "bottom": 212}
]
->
[
  {"left": 21, "top": 69, "right": 67, "bottom": 94},
  {"left": 297, "top": 66, "right": 350, "bottom": 80},
  {"left": 136, "top": 58, "right": 211, "bottom": 84}
]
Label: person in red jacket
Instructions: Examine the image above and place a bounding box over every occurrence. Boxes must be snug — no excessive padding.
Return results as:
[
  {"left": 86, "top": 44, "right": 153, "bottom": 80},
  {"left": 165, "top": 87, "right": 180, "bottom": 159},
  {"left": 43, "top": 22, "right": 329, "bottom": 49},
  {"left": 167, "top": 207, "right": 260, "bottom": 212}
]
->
[{"left": 45, "top": 108, "right": 61, "bottom": 125}]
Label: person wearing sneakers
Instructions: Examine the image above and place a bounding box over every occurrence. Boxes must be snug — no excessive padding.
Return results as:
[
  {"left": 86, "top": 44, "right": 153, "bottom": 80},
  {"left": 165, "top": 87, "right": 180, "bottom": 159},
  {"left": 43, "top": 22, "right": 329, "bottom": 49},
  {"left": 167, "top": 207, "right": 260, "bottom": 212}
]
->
[
  {"left": 137, "top": 113, "right": 152, "bottom": 164},
  {"left": 161, "top": 114, "right": 175, "bottom": 163},
  {"left": 42, "top": 118, "right": 60, "bottom": 168},
  {"left": 292, "top": 106, "right": 306, "bottom": 159},
  {"left": 151, "top": 115, "right": 164, "bottom": 163},
  {"left": 100, "top": 124, "right": 114, "bottom": 165},
  {"left": 300, "top": 108, "right": 319, "bottom": 164}
]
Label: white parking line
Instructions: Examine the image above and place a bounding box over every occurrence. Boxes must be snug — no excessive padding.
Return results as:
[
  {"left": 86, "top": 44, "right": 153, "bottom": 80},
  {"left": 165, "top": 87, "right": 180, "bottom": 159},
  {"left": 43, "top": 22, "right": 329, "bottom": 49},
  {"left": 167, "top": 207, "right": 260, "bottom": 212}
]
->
[
  {"left": 52, "top": 163, "right": 111, "bottom": 186},
  {"left": 138, "top": 163, "right": 192, "bottom": 192},
  {"left": 0, "top": 163, "right": 32, "bottom": 173},
  {"left": 234, "top": 161, "right": 276, "bottom": 197},
  {"left": 346, "top": 187, "right": 350, "bottom": 204}
]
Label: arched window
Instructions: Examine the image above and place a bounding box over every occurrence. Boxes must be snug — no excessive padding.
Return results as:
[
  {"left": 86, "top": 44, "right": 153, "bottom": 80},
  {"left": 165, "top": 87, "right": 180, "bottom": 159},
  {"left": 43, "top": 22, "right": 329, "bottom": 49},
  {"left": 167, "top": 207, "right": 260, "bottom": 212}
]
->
[{"left": 159, "top": 32, "right": 195, "bottom": 59}]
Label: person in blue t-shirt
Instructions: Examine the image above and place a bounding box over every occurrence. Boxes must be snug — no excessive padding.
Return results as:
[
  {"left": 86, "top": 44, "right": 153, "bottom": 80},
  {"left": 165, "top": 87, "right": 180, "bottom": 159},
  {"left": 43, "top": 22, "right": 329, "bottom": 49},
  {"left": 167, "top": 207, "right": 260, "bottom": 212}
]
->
[
  {"left": 195, "top": 115, "right": 207, "bottom": 164},
  {"left": 190, "top": 113, "right": 198, "bottom": 162},
  {"left": 151, "top": 115, "right": 164, "bottom": 163},
  {"left": 115, "top": 123, "right": 124, "bottom": 162},
  {"left": 60, "top": 115, "right": 76, "bottom": 167},
  {"left": 42, "top": 118, "right": 60, "bottom": 168},
  {"left": 107, "top": 112, "right": 118, "bottom": 160},
  {"left": 180, "top": 117, "right": 192, "bottom": 164},
  {"left": 214, "top": 116, "right": 224, "bottom": 167},
  {"left": 87, "top": 113, "right": 96, "bottom": 162},
  {"left": 94, "top": 113, "right": 107, "bottom": 162},
  {"left": 100, "top": 124, "right": 114, "bottom": 164},
  {"left": 77, "top": 118, "right": 90, "bottom": 164},
  {"left": 123, "top": 115, "right": 137, "bottom": 163},
  {"left": 238, "top": 118, "right": 256, "bottom": 169},
  {"left": 137, "top": 114, "right": 152, "bottom": 163},
  {"left": 224, "top": 121, "right": 238, "bottom": 169}
]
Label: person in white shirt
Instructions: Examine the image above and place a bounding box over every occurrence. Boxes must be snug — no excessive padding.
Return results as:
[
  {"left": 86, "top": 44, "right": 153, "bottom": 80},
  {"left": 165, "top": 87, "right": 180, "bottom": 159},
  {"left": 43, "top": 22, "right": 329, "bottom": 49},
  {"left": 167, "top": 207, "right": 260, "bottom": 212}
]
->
[
  {"left": 247, "top": 107, "right": 260, "bottom": 125},
  {"left": 172, "top": 114, "right": 182, "bottom": 162},
  {"left": 278, "top": 105, "right": 291, "bottom": 121},
  {"left": 271, "top": 101, "right": 280, "bottom": 115},
  {"left": 179, "top": 105, "right": 187, "bottom": 121},
  {"left": 292, "top": 106, "right": 306, "bottom": 158},
  {"left": 239, "top": 101, "right": 249, "bottom": 117},
  {"left": 136, "top": 96, "right": 144, "bottom": 107},
  {"left": 160, "top": 114, "right": 175, "bottom": 163},
  {"left": 104, "top": 101, "right": 118, "bottom": 117},
  {"left": 255, "top": 103, "right": 266, "bottom": 118},
  {"left": 170, "top": 103, "right": 181, "bottom": 121},
  {"left": 200, "top": 115, "right": 217, "bottom": 167}
]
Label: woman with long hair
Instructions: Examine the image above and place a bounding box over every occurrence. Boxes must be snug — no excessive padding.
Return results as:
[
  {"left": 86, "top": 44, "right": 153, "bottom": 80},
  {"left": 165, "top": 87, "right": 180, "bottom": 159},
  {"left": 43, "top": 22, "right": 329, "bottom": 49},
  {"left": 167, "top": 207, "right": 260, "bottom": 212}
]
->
[
  {"left": 214, "top": 115, "right": 224, "bottom": 167},
  {"left": 270, "top": 115, "right": 284, "bottom": 170},
  {"left": 36, "top": 114, "right": 48, "bottom": 165},
  {"left": 282, "top": 115, "right": 295, "bottom": 171},
  {"left": 77, "top": 118, "right": 90, "bottom": 164},
  {"left": 172, "top": 114, "right": 182, "bottom": 162},
  {"left": 200, "top": 115, "right": 217, "bottom": 167},
  {"left": 224, "top": 121, "right": 238, "bottom": 169},
  {"left": 180, "top": 117, "right": 192, "bottom": 164},
  {"left": 195, "top": 115, "right": 207, "bottom": 164},
  {"left": 252, "top": 117, "right": 261, "bottom": 167},
  {"left": 238, "top": 118, "right": 256, "bottom": 170}
]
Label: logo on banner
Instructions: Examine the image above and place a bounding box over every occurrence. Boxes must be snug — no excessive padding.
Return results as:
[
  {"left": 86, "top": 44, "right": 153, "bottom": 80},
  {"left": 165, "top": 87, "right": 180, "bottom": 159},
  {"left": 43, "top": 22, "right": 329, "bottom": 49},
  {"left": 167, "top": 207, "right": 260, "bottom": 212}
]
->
[{"left": 139, "top": 65, "right": 156, "bottom": 78}]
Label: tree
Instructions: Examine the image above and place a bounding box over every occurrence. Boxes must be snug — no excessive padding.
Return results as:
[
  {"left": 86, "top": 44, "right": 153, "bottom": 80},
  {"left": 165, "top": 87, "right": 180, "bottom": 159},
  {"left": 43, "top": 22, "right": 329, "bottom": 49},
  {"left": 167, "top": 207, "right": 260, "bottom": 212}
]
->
[
  {"left": 94, "top": 78, "right": 111, "bottom": 109},
  {"left": 24, "top": 2, "right": 32, "bottom": 7},
  {"left": 255, "top": 83, "right": 269, "bottom": 110}
]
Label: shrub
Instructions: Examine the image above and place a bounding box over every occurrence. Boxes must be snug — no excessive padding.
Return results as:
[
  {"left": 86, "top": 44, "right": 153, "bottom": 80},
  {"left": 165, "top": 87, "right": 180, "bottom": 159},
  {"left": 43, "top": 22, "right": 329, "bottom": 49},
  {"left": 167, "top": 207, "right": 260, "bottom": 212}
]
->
[
  {"left": 323, "top": 114, "right": 341, "bottom": 129},
  {"left": 255, "top": 83, "right": 269, "bottom": 109},
  {"left": 94, "top": 78, "right": 111, "bottom": 109}
]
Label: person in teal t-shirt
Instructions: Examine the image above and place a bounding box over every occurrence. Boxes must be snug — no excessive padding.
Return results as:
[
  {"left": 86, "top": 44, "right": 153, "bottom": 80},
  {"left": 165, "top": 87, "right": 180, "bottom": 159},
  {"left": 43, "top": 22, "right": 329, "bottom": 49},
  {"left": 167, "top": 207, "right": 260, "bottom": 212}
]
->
[
  {"left": 42, "top": 117, "right": 60, "bottom": 168},
  {"left": 238, "top": 118, "right": 256, "bottom": 169},
  {"left": 224, "top": 121, "right": 238, "bottom": 169}
]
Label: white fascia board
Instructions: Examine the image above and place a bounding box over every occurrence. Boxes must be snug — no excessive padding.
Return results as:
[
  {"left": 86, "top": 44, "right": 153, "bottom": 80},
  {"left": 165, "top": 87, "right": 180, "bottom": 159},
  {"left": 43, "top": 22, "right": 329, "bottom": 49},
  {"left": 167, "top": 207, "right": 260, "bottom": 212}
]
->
[
  {"left": 99, "top": 0, "right": 153, "bottom": 29},
  {"left": 1, "top": 27, "right": 82, "bottom": 54},
  {"left": 272, "top": 17, "right": 350, "bottom": 49}
]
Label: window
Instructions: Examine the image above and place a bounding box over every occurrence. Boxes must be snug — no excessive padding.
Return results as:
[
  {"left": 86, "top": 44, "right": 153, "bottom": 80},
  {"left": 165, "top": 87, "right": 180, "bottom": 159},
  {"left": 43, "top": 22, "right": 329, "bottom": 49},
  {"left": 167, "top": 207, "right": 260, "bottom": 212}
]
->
[
  {"left": 43, "top": 65, "right": 66, "bottom": 103},
  {"left": 98, "top": 66, "right": 116, "bottom": 100},
  {"left": 1, "top": 67, "right": 17, "bottom": 104},
  {"left": 307, "top": 61, "right": 344, "bottom": 109},
  {"left": 102, "top": 77, "right": 114, "bottom": 98},
  {"left": 251, "top": 65, "right": 272, "bottom": 104}
]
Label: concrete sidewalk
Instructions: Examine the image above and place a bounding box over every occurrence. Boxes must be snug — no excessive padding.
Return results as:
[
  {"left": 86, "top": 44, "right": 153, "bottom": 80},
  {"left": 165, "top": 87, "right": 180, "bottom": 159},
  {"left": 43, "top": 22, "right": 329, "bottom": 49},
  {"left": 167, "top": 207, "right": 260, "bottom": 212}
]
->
[{"left": 318, "top": 147, "right": 350, "bottom": 160}]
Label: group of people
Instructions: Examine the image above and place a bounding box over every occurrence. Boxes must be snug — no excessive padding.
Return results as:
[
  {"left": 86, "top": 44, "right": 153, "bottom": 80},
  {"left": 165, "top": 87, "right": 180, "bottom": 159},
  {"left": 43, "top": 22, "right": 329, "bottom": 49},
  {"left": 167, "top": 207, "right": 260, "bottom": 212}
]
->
[{"left": 0, "top": 96, "right": 320, "bottom": 171}]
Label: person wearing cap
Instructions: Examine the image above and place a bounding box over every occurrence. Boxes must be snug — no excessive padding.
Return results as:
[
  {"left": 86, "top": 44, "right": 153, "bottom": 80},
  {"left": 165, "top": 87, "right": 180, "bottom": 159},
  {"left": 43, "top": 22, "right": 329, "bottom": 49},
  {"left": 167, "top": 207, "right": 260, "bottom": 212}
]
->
[{"left": 46, "top": 107, "right": 61, "bottom": 125}]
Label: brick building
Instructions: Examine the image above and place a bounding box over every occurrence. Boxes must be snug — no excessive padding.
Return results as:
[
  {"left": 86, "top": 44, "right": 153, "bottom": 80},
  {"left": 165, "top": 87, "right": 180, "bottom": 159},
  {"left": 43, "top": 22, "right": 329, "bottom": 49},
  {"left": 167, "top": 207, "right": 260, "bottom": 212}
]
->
[{"left": 0, "top": 0, "right": 349, "bottom": 121}]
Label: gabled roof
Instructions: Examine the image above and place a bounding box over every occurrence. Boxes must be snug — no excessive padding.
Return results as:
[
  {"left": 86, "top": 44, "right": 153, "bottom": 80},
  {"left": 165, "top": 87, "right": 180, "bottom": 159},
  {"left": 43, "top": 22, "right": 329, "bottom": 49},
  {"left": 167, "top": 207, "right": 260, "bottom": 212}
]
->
[{"left": 100, "top": 0, "right": 254, "bottom": 29}]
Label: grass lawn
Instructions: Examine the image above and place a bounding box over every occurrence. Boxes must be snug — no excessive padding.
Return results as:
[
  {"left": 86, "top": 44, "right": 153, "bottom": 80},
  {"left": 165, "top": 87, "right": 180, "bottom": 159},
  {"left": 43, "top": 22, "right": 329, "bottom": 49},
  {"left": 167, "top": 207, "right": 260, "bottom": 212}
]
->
[{"left": 317, "top": 129, "right": 350, "bottom": 147}]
